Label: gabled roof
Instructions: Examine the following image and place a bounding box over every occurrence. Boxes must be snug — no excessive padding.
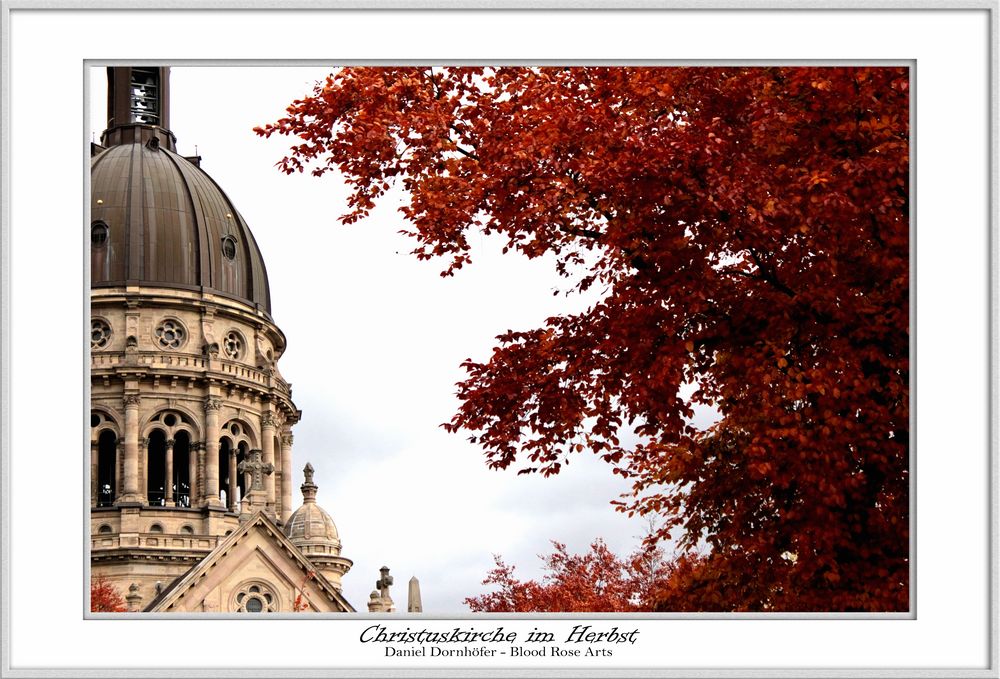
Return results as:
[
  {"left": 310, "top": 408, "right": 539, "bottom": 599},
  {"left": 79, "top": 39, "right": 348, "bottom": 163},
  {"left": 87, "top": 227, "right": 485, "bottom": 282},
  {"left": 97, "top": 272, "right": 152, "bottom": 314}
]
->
[{"left": 145, "top": 511, "right": 354, "bottom": 613}]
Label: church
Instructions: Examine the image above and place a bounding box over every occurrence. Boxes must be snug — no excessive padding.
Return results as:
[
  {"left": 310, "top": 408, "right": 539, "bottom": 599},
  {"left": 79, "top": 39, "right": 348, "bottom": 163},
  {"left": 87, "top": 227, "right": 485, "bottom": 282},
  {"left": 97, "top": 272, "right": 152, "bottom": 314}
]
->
[{"left": 89, "top": 66, "right": 418, "bottom": 614}]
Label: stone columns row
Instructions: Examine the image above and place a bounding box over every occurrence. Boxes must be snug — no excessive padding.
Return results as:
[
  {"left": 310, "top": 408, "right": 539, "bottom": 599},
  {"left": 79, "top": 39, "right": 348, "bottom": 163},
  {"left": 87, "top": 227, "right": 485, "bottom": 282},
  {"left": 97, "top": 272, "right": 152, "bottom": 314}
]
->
[{"left": 107, "top": 394, "right": 293, "bottom": 515}]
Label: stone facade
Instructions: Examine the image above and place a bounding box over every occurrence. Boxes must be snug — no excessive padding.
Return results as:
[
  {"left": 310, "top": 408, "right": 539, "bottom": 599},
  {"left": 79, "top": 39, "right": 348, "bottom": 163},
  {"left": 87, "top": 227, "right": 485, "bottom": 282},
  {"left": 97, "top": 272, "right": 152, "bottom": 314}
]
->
[
  {"left": 90, "top": 283, "right": 302, "bottom": 606},
  {"left": 89, "top": 66, "right": 420, "bottom": 614},
  {"left": 88, "top": 66, "right": 357, "bottom": 613},
  {"left": 145, "top": 513, "right": 354, "bottom": 613}
]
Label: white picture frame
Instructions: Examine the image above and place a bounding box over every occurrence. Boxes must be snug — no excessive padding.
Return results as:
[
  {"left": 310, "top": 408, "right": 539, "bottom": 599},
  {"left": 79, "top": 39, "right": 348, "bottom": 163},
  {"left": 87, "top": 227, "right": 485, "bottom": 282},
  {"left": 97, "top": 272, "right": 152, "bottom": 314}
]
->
[{"left": 1, "top": 3, "right": 994, "bottom": 677}]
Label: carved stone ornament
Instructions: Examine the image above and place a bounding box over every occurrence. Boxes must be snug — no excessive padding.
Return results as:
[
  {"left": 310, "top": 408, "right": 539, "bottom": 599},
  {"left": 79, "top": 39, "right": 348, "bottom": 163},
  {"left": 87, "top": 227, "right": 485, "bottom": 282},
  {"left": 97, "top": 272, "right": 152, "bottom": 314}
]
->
[
  {"left": 238, "top": 449, "right": 274, "bottom": 491},
  {"left": 281, "top": 433, "right": 294, "bottom": 447},
  {"left": 204, "top": 399, "right": 222, "bottom": 412},
  {"left": 260, "top": 411, "right": 276, "bottom": 429},
  {"left": 376, "top": 566, "right": 394, "bottom": 599},
  {"left": 125, "top": 335, "right": 139, "bottom": 352},
  {"left": 203, "top": 342, "right": 220, "bottom": 358},
  {"left": 123, "top": 394, "right": 141, "bottom": 408}
]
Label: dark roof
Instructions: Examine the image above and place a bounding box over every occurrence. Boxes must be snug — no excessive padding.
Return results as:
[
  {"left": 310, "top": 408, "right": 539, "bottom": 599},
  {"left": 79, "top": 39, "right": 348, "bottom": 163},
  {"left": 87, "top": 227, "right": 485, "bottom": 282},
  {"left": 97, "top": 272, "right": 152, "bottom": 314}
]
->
[{"left": 91, "top": 137, "right": 272, "bottom": 316}]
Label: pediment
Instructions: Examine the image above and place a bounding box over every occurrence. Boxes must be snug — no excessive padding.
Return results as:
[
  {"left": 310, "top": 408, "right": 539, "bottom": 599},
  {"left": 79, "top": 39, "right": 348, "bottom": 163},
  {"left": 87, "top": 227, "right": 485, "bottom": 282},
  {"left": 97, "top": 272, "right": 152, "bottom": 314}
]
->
[{"left": 146, "top": 512, "right": 354, "bottom": 613}]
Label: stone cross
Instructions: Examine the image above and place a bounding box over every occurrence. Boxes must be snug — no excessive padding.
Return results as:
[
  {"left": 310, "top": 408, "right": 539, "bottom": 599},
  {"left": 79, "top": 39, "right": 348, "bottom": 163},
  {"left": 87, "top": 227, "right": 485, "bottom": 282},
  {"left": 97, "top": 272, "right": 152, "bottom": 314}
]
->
[
  {"left": 238, "top": 448, "right": 273, "bottom": 491},
  {"left": 376, "top": 566, "right": 394, "bottom": 599}
]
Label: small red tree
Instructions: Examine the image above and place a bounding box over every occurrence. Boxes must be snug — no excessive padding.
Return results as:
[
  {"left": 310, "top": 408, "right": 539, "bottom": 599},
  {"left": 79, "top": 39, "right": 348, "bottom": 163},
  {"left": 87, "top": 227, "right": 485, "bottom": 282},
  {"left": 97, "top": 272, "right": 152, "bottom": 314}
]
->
[
  {"left": 465, "top": 539, "right": 700, "bottom": 613},
  {"left": 90, "top": 576, "right": 126, "bottom": 612},
  {"left": 293, "top": 570, "right": 316, "bottom": 612}
]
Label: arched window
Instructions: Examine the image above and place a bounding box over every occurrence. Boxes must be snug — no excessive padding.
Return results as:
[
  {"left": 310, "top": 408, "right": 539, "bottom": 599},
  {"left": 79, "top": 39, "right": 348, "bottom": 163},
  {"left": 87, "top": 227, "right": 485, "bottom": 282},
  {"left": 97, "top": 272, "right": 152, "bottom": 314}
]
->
[
  {"left": 173, "top": 430, "right": 192, "bottom": 508},
  {"left": 146, "top": 430, "right": 167, "bottom": 506},
  {"left": 180, "top": 525, "right": 194, "bottom": 535},
  {"left": 96, "top": 430, "right": 118, "bottom": 507},
  {"left": 149, "top": 523, "right": 164, "bottom": 533},
  {"left": 237, "top": 441, "right": 249, "bottom": 505},
  {"left": 98, "top": 524, "right": 113, "bottom": 534}
]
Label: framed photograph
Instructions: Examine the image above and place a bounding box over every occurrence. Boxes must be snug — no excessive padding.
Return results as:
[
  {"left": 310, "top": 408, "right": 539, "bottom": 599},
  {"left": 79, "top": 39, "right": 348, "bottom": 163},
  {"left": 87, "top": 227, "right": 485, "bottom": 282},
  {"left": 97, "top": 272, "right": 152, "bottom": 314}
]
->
[{"left": 1, "top": 3, "right": 994, "bottom": 677}]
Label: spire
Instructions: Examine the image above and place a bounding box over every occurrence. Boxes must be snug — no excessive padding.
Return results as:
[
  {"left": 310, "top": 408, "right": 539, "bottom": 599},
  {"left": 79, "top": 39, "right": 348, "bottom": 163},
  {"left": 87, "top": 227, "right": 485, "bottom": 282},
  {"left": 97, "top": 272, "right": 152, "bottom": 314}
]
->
[
  {"left": 300, "top": 462, "right": 318, "bottom": 504},
  {"left": 407, "top": 576, "right": 423, "bottom": 613},
  {"left": 102, "top": 67, "right": 176, "bottom": 151}
]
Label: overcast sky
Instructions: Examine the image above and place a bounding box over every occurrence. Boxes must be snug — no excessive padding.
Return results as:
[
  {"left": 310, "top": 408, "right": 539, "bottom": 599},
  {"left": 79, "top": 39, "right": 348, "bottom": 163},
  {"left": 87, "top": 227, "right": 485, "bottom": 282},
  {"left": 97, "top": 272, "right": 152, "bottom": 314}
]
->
[{"left": 89, "top": 66, "right": 713, "bottom": 613}]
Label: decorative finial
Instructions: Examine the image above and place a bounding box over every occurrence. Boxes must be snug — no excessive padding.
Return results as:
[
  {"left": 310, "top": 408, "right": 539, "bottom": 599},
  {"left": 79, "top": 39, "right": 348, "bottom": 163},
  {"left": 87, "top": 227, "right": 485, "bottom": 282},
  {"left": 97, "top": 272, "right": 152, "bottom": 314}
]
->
[
  {"left": 300, "top": 462, "right": 318, "bottom": 504},
  {"left": 376, "top": 566, "right": 394, "bottom": 597},
  {"left": 367, "top": 567, "right": 396, "bottom": 613}
]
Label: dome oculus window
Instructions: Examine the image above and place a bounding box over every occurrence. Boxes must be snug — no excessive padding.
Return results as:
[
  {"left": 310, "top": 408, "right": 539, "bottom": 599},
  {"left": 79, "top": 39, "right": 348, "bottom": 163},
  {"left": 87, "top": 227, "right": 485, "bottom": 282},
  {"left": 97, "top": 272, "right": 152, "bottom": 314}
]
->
[
  {"left": 221, "top": 235, "right": 238, "bottom": 261},
  {"left": 91, "top": 318, "right": 112, "bottom": 349},
  {"left": 91, "top": 221, "right": 109, "bottom": 248},
  {"left": 154, "top": 319, "right": 187, "bottom": 350},
  {"left": 223, "top": 330, "right": 244, "bottom": 360}
]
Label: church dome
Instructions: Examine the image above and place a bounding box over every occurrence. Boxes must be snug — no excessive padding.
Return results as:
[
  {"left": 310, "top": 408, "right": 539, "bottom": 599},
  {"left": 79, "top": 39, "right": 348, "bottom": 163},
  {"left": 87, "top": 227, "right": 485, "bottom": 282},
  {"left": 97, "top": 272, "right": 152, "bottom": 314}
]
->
[
  {"left": 284, "top": 463, "right": 342, "bottom": 553},
  {"left": 90, "top": 136, "right": 272, "bottom": 316}
]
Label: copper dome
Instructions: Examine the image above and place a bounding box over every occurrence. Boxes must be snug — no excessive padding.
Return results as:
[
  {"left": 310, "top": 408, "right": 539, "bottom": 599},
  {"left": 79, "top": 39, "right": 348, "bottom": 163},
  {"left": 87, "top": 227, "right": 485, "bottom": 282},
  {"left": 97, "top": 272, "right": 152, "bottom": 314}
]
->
[{"left": 90, "top": 137, "right": 272, "bottom": 316}]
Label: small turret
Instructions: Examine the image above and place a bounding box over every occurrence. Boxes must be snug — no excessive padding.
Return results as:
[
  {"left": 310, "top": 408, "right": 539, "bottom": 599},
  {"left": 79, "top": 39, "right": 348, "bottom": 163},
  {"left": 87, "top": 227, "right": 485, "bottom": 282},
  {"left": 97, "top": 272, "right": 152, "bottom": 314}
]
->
[{"left": 282, "top": 463, "right": 352, "bottom": 589}]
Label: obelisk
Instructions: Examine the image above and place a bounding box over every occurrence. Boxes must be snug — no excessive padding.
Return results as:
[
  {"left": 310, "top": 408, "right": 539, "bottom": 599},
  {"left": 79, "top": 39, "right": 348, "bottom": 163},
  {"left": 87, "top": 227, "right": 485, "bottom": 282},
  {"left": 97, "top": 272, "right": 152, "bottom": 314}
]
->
[{"left": 407, "top": 576, "right": 423, "bottom": 613}]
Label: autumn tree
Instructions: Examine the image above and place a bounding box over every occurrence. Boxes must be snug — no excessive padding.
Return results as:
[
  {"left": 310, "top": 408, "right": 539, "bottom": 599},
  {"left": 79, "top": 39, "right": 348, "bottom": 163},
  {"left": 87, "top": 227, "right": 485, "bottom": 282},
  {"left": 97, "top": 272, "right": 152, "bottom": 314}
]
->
[
  {"left": 90, "top": 576, "right": 126, "bottom": 612},
  {"left": 258, "top": 67, "right": 909, "bottom": 612},
  {"left": 465, "top": 539, "right": 699, "bottom": 613}
]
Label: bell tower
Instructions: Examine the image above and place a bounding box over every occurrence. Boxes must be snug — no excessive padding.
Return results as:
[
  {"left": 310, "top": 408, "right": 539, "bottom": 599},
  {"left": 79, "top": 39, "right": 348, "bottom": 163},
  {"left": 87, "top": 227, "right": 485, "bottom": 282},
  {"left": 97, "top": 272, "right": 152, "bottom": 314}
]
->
[
  {"left": 101, "top": 66, "right": 176, "bottom": 151},
  {"left": 90, "top": 66, "right": 298, "bottom": 607}
]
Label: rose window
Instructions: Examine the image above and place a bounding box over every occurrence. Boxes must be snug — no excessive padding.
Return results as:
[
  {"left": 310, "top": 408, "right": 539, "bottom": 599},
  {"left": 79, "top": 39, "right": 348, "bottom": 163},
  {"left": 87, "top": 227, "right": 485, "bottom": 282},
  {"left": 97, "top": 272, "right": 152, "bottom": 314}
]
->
[
  {"left": 223, "top": 331, "right": 243, "bottom": 360},
  {"left": 91, "top": 319, "right": 112, "bottom": 349},
  {"left": 155, "top": 319, "right": 186, "bottom": 350},
  {"left": 234, "top": 583, "right": 276, "bottom": 613}
]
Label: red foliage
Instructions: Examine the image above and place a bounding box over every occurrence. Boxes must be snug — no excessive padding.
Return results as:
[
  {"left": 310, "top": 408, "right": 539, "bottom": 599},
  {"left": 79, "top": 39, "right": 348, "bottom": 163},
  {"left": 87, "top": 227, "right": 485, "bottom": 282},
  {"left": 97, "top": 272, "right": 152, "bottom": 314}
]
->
[
  {"left": 259, "top": 67, "right": 909, "bottom": 611},
  {"left": 465, "top": 539, "right": 699, "bottom": 613},
  {"left": 90, "top": 576, "right": 126, "bottom": 612},
  {"left": 293, "top": 570, "right": 316, "bottom": 612}
]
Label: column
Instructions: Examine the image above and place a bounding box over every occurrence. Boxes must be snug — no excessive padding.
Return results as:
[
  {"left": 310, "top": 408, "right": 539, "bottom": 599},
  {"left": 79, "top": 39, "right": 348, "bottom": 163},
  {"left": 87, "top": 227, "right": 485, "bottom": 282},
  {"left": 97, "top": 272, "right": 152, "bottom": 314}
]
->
[
  {"left": 203, "top": 399, "right": 223, "bottom": 508},
  {"left": 115, "top": 441, "right": 122, "bottom": 501},
  {"left": 280, "top": 432, "right": 293, "bottom": 524},
  {"left": 139, "top": 437, "right": 148, "bottom": 504},
  {"left": 165, "top": 438, "right": 175, "bottom": 505},
  {"left": 188, "top": 442, "right": 199, "bottom": 507},
  {"left": 261, "top": 410, "right": 276, "bottom": 513},
  {"left": 228, "top": 450, "right": 237, "bottom": 512},
  {"left": 118, "top": 394, "right": 141, "bottom": 504},
  {"left": 90, "top": 440, "right": 98, "bottom": 508}
]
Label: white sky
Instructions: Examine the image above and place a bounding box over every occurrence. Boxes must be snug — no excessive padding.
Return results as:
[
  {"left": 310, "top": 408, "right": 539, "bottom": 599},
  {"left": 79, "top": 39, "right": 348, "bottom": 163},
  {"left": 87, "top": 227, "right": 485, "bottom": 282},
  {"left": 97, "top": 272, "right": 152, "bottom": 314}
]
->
[{"left": 89, "top": 66, "right": 708, "bottom": 613}]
